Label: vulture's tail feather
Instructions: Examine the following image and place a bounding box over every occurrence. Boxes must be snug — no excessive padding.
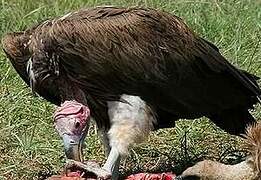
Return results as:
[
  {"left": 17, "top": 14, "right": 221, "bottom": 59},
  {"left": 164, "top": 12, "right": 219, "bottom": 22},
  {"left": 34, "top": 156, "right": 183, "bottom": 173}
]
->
[
  {"left": 240, "top": 70, "right": 261, "bottom": 104},
  {"left": 209, "top": 107, "right": 256, "bottom": 135},
  {"left": 243, "top": 71, "right": 260, "bottom": 81},
  {"left": 200, "top": 38, "right": 261, "bottom": 102},
  {"left": 256, "top": 94, "right": 261, "bottom": 104},
  {"left": 236, "top": 69, "right": 261, "bottom": 103}
]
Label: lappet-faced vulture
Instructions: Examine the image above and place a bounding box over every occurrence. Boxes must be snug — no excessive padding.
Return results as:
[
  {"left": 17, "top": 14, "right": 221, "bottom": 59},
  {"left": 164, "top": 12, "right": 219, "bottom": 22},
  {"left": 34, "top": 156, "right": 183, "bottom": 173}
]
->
[{"left": 2, "top": 6, "right": 261, "bottom": 179}]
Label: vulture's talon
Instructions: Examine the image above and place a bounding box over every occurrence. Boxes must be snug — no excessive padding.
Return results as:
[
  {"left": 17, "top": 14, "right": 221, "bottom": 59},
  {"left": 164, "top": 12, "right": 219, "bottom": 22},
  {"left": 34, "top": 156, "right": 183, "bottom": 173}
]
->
[
  {"left": 97, "top": 173, "right": 112, "bottom": 180},
  {"left": 64, "top": 159, "right": 111, "bottom": 179}
]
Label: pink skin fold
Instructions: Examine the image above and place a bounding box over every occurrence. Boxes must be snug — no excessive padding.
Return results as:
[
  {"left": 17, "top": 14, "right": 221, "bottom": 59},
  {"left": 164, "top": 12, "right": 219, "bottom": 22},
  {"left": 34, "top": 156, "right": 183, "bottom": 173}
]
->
[
  {"left": 54, "top": 101, "right": 90, "bottom": 121},
  {"left": 54, "top": 101, "right": 90, "bottom": 135}
]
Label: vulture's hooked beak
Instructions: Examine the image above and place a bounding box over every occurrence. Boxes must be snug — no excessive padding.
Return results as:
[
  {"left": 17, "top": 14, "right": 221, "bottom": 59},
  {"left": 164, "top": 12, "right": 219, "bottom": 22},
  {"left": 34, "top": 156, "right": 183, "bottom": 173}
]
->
[
  {"left": 62, "top": 131, "right": 87, "bottom": 162},
  {"left": 54, "top": 100, "right": 90, "bottom": 162}
]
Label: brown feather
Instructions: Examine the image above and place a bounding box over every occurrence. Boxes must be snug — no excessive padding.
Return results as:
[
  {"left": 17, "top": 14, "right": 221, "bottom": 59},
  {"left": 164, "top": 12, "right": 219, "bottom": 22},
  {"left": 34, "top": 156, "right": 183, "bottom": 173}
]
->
[
  {"left": 2, "top": 6, "right": 261, "bottom": 131},
  {"left": 2, "top": 32, "right": 31, "bottom": 84}
]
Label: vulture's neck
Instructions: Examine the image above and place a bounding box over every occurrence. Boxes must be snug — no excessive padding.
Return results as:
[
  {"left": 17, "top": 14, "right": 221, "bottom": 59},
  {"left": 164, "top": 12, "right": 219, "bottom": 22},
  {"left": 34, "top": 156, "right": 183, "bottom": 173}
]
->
[{"left": 59, "top": 79, "right": 87, "bottom": 105}]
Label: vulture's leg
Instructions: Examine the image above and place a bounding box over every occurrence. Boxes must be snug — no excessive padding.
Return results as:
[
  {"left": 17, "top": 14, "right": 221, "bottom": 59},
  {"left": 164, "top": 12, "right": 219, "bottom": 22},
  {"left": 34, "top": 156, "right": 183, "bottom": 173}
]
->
[
  {"left": 102, "top": 95, "right": 156, "bottom": 179},
  {"left": 102, "top": 147, "right": 121, "bottom": 180},
  {"left": 100, "top": 130, "right": 121, "bottom": 179}
]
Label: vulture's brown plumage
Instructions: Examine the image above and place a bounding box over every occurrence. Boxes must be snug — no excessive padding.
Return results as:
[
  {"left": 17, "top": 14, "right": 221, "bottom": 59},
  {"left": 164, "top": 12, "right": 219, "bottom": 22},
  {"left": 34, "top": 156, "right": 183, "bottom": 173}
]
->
[{"left": 2, "top": 6, "right": 261, "bottom": 179}]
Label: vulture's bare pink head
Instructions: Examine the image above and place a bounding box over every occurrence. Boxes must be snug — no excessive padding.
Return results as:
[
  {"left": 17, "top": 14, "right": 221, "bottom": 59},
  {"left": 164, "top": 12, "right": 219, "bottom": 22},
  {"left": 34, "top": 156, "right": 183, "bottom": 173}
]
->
[{"left": 54, "top": 100, "right": 90, "bottom": 162}]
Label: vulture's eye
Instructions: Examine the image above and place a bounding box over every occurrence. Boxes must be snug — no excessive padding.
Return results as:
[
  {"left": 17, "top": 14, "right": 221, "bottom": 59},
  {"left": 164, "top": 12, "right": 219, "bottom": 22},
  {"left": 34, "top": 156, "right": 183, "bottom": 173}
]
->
[{"left": 75, "top": 121, "right": 80, "bottom": 129}]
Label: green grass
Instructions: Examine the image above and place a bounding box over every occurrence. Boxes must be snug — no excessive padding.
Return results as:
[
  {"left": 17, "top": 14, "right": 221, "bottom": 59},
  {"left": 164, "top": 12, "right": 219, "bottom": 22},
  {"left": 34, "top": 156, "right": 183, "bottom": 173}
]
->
[{"left": 0, "top": 0, "right": 260, "bottom": 179}]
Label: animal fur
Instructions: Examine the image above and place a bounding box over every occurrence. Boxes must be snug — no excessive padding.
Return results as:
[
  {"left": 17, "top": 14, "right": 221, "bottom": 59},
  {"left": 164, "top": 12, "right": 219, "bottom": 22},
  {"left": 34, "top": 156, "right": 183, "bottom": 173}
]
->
[
  {"left": 180, "top": 123, "right": 261, "bottom": 180},
  {"left": 244, "top": 123, "right": 261, "bottom": 174}
]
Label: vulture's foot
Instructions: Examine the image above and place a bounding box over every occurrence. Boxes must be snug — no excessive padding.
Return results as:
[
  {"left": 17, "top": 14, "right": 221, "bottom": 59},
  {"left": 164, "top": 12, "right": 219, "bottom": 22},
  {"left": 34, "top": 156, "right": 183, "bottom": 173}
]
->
[{"left": 65, "top": 159, "right": 112, "bottom": 179}]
